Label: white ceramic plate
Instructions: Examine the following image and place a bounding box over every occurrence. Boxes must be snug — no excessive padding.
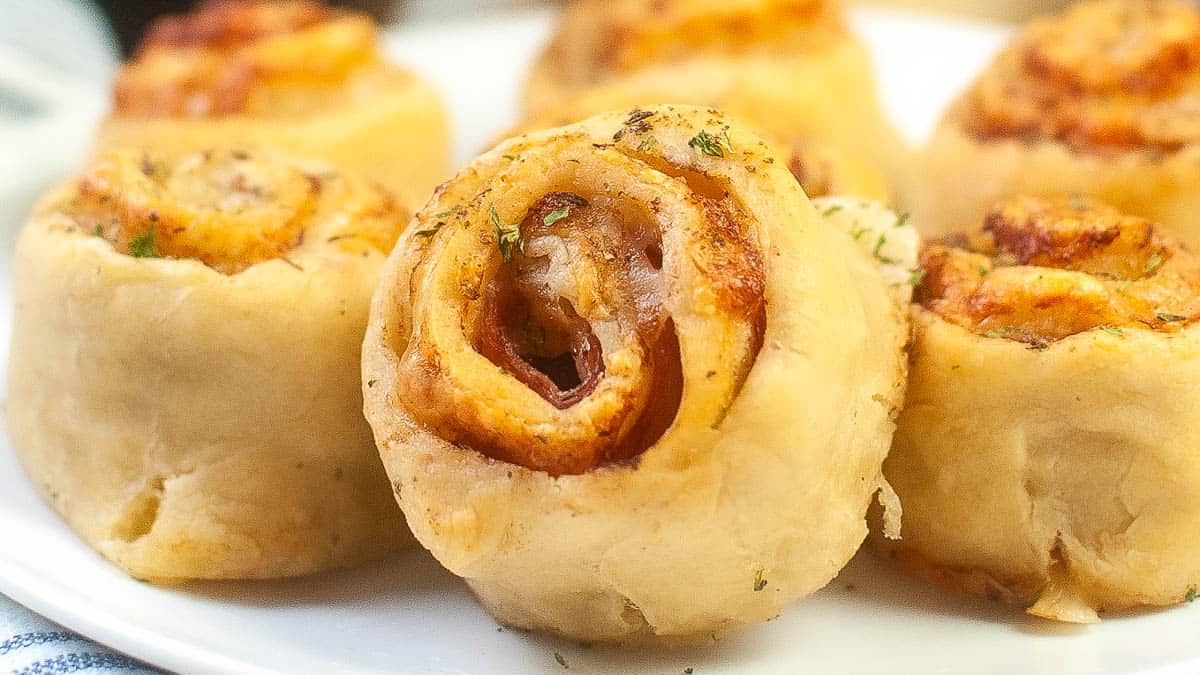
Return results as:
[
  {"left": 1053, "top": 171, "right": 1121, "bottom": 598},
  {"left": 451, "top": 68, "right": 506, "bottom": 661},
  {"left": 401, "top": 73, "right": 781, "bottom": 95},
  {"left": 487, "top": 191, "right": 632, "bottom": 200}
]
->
[{"left": 3, "top": 7, "right": 1199, "bottom": 675}]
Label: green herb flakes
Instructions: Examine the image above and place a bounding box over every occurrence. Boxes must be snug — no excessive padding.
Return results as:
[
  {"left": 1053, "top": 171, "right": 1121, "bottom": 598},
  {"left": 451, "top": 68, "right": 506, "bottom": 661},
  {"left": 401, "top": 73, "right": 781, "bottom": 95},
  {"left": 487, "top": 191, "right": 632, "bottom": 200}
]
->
[
  {"left": 129, "top": 228, "right": 158, "bottom": 259},
  {"left": 543, "top": 206, "right": 571, "bottom": 227},
  {"left": 492, "top": 205, "right": 523, "bottom": 262},
  {"left": 689, "top": 129, "right": 726, "bottom": 158},
  {"left": 1145, "top": 253, "right": 1165, "bottom": 275},
  {"left": 872, "top": 234, "right": 895, "bottom": 264}
]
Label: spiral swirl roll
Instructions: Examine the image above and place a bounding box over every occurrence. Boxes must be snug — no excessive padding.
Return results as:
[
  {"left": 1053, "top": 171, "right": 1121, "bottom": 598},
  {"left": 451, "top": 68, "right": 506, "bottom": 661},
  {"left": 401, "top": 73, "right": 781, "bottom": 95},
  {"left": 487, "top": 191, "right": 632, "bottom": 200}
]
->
[
  {"left": 885, "top": 195, "right": 1200, "bottom": 623},
  {"left": 914, "top": 0, "right": 1200, "bottom": 246},
  {"left": 521, "top": 0, "right": 902, "bottom": 200},
  {"left": 95, "top": 0, "right": 448, "bottom": 209},
  {"left": 362, "top": 106, "right": 914, "bottom": 642},
  {"left": 6, "top": 148, "right": 410, "bottom": 580}
]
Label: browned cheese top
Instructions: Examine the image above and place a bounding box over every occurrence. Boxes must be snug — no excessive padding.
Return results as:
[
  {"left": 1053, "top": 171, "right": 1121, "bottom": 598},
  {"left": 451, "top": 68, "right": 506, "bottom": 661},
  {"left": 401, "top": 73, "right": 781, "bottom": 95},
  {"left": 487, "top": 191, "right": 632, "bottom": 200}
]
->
[{"left": 918, "top": 195, "right": 1200, "bottom": 346}]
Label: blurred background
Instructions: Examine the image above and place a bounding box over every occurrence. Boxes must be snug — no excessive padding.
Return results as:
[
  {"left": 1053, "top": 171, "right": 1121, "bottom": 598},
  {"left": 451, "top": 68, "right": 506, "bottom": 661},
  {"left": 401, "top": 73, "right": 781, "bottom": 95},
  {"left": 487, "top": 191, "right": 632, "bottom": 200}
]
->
[
  {"left": 93, "top": 0, "right": 1074, "bottom": 55},
  {"left": 0, "top": 0, "right": 1068, "bottom": 274}
]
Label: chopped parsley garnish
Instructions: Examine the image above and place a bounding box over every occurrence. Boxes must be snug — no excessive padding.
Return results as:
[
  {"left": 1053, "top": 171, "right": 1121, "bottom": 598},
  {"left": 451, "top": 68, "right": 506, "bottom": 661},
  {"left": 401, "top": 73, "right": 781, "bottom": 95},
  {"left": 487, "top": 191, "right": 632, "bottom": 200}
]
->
[
  {"left": 1158, "top": 313, "right": 1188, "bottom": 323},
  {"left": 435, "top": 205, "right": 464, "bottom": 218},
  {"left": 753, "top": 568, "right": 768, "bottom": 592},
  {"left": 908, "top": 267, "right": 926, "bottom": 286},
  {"left": 636, "top": 136, "right": 658, "bottom": 152},
  {"left": 894, "top": 212, "right": 911, "bottom": 229},
  {"left": 850, "top": 225, "right": 869, "bottom": 241},
  {"left": 554, "top": 651, "right": 568, "bottom": 668},
  {"left": 984, "top": 326, "right": 1017, "bottom": 338},
  {"left": 1145, "top": 253, "right": 1165, "bottom": 275},
  {"left": 1099, "top": 325, "right": 1125, "bottom": 336},
  {"left": 872, "top": 234, "right": 895, "bottom": 264},
  {"left": 978, "top": 265, "right": 990, "bottom": 277},
  {"left": 1116, "top": 280, "right": 1133, "bottom": 293},
  {"left": 128, "top": 228, "right": 158, "bottom": 258},
  {"left": 93, "top": 224, "right": 104, "bottom": 239},
  {"left": 502, "top": 154, "right": 516, "bottom": 161},
  {"left": 1187, "top": 585, "right": 1197, "bottom": 602},
  {"left": 543, "top": 206, "right": 571, "bottom": 227},
  {"left": 689, "top": 129, "right": 726, "bottom": 158},
  {"left": 822, "top": 204, "right": 844, "bottom": 217},
  {"left": 492, "top": 205, "right": 523, "bottom": 262}
]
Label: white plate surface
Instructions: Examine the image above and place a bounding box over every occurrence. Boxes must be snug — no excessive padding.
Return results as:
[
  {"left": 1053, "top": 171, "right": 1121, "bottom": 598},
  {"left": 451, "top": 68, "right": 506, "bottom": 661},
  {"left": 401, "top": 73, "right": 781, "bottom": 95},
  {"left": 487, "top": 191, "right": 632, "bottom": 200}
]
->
[{"left": 3, "top": 8, "right": 1199, "bottom": 675}]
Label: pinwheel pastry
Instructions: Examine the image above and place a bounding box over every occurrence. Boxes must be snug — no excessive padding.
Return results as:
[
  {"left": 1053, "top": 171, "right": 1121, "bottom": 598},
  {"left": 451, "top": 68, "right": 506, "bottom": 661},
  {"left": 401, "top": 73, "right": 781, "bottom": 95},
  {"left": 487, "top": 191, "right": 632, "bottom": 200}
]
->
[
  {"left": 94, "top": 0, "right": 448, "bottom": 210},
  {"left": 362, "top": 105, "right": 917, "bottom": 642},
  {"left": 913, "top": 0, "right": 1200, "bottom": 246},
  {"left": 520, "top": 0, "right": 904, "bottom": 198},
  {"left": 6, "top": 148, "right": 410, "bottom": 581},
  {"left": 884, "top": 194, "right": 1200, "bottom": 623}
]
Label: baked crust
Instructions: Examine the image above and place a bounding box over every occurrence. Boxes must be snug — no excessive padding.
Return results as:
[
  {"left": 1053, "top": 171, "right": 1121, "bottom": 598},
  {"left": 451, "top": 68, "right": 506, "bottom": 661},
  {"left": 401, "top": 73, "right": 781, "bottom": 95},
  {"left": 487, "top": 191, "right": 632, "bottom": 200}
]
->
[
  {"left": 5, "top": 148, "right": 410, "bottom": 581},
  {"left": 883, "top": 195, "right": 1200, "bottom": 622},
  {"left": 95, "top": 0, "right": 449, "bottom": 210},
  {"left": 362, "top": 106, "right": 915, "bottom": 642}
]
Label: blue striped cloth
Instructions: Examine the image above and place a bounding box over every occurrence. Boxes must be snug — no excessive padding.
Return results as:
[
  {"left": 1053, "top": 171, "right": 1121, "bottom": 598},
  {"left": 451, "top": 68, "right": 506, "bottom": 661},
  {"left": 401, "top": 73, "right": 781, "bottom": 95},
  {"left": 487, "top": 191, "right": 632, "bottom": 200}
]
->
[{"left": 0, "top": 594, "right": 160, "bottom": 675}]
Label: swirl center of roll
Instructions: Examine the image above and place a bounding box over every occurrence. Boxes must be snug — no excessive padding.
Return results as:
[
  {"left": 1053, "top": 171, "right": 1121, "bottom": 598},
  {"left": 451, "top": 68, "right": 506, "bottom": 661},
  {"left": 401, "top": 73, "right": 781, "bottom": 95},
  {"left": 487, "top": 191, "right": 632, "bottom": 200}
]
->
[
  {"left": 86, "top": 150, "right": 314, "bottom": 272},
  {"left": 918, "top": 195, "right": 1200, "bottom": 345}
]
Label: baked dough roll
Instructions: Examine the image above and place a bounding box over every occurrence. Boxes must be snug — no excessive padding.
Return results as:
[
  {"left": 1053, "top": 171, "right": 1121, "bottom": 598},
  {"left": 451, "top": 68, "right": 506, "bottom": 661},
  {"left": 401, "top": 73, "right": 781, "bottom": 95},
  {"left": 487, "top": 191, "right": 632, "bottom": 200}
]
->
[
  {"left": 521, "top": 0, "right": 903, "bottom": 199},
  {"left": 362, "top": 105, "right": 916, "bottom": 642},
  {"left": 885, "top": 195, "right": 1200, "bottom": 623},
  {"left": 914, "top": 0, "right": 1200, "bottom": 246},
  {"left": 94, "top": 0, "right": 449, "bottom": 210},
  {"left": 6, "top": 148, "right": 410, "bottom": 581}
]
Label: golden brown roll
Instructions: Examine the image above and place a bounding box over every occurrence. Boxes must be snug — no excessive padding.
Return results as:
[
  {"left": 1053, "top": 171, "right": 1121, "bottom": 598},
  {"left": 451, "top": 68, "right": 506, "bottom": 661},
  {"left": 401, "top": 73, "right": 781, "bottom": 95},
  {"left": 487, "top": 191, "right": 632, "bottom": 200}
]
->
[
  {"left": 913, "top": 0, "right": 1200, "bottom": 246},
  {"left": 885, "top": 195, "right": 1200, "bottom": 623},
  {"left": 6, "top": 147, "right": 410, "bottom": 581},
  {"left": 520, "top": 0, "right": 902, "bottom": 200},
  {"left": 94, "top": 0, "right": 449, "bottom": 210},
  {"left": 362, "top": 105, "right": 916, "bottom": 643}
]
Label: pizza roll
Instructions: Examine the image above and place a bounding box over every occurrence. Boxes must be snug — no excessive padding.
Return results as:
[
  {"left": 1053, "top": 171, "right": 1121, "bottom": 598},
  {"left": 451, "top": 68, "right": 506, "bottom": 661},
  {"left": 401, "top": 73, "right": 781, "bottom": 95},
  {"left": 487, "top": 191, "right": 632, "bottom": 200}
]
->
[
  {"left": 885, "top": 195, "right": 1200, "bottom": 623},
  {"left": 362, "top": 106, "right": 915, "bottom": 642},
  {"left": 913, "top": 0, "right": 1200, "bottom": 246},
  {"left": 6, "top": 148, "right": 410, "bottom": 580}
]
